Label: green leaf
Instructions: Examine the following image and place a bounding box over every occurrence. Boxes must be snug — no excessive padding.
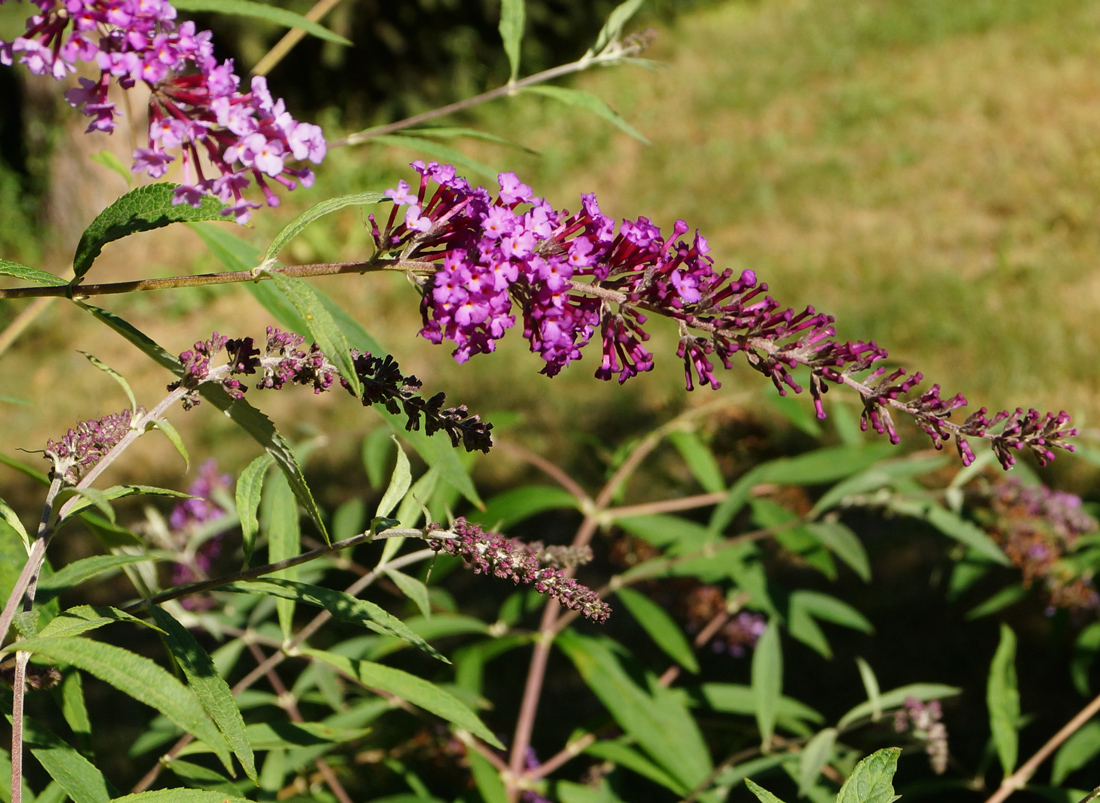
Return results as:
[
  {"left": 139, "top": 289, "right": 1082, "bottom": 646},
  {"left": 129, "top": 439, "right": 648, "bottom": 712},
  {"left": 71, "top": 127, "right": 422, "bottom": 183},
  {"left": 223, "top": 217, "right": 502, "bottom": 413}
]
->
[
  {"left": 25, "top": 719, "right": 113, "bottom": 803},
  {"left": 78, "top": 302, "right": 328, "bottom": 539},
  {"left": 615, "top": 587, "right": 698, "bottom": 673},
  {"left": 222, "top": 579, "right": 446, "bottom": 662},
  {"left": 0, "top": 498, "right": 29, "bottom": 553},
  {"left": 468, "top": 748, "right": 509, "bottom": 803},
  {"left": 72, "top": 184, "right": 227, "bottom": 282},
  {"left": 0, "top": 259, "right": 67, "bottom": 287},
  {"left": 887, "top": 498, "right": 1009, "bottom": 565},
  {"left": 303, "top": 648, "right": 502, "bottom": 748},
  {"left": 1072, "top": 623, "right": 1100, "bottom": 697},
  {"left": 767, "top": 391, "right": 824, "bottom": 438},
  {"left": 1052, "top": 721, "right": 1100, "bottom": 785},
  {"left": 555, "top": 631, "right": 708, "bottom": 793},
  {"left": 584, "top": 739, "right": 687, "bottom": 794},
  {"left": 810, "top": 456, "right": 948, "bottom": 517},
  {"left": 835, "top": 748, "right": 901, "bottom": 803},
  {"left": 837, "top": 683, "right": 961, "bottom": 731},
  {"left": 8, "top": 636, "right": 232, "bottom": 773},
  {"left": 37, "top": 555, "right": 164, "bottom": 600},
  {"left": 752, "top": 619, "right": 782, "bottom": 751},
  {"left": 370, "top": 135, "right": 499, "bottom": 182},
  {"left": 89, "top": 149, "right": 132, "bottom": 186},
  {"left": 523, "top": 86, "right": 648, "bottom": 144},
  {"left": 587, "top": 0, "right": 646, "bottom": 56},
  {"left": 264, "top": 470, "right": 300, "bottom": 639},
  {"left": 149, "top": 607, "right": 256, "bottom": 782},
  {"left": 965, "top": 585, "right": 1029, "bottom": 620},
  {"left": 805, "top": 521, "right": 871, "bottom": 581},
  {"left": 235, "top": 453, "right": 273, "bottom": 567},
  {"left": 468, "top": 485, "right": 580, "bottom": 529},
  {"left": 376, "top": 436, "right": 411, "bottom": 519},
  {"left": 744, "top": 778, "right": 789, "bottom": 803},
  {"left": 37, "top": 605, "right": 152, "bottom": 639},
  {"left": 989, "top": 623, "right": 1020, "bottom": 777},
  {"left": 111, "top": 792, "right": 252, "bottom": 803},
  {"left": 59, "top": 484, "right": 192, "bottom": 524},
  {"left": 264, "top": 191, "right": 386, "bottom": 261},
  {"left": 149, "top": 418, "right": 189, "bottom": 472},
  {"left": 791, "top": 591, "right": 873, "bottom": 634},
  {"left": 79, "top": 351, "right": 137, "bottom": 412},
  {"left": 699, "top": 683, "right": 823, "bottom": 725},
  {"left": 266, "top": 271, "right": 362, "bottom": 399},
  {"left": 384, "top": 569, "right": 432, "bottom": 620},
  {"left": 667, "top": 430, "right": 725, "bottom": 493},
  {"left": 798, "top": 728, "right": 838, "bottom": 798},
  {"left": 856, "top": 658, "right": 882, "bottom": 722},
  {"left": 58, "top": 670, "right": 92, "bottom": 742},
  {"left": 498, "top": 0, "right": 525, "bottom": 81},
  {"left": 171, "top": 0, "right": 351, "bottom": 44}
]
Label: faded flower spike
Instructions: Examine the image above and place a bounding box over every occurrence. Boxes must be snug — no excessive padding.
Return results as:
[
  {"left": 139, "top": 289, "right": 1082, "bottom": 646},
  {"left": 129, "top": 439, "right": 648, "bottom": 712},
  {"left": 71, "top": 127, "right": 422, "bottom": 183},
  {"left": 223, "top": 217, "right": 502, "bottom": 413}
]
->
[
  {"left": 169, "top": 328, "right": 492, "bottom": 453},
  {"left": 0, "top": 0, "right": 325, "bottom": 222},
  {"left": 428, "top": 519, "right": 611, "bottom": 622},
  {"left": 373, "top": 162, "right": 1075, "bottom": 469},
  {"left": 44, "top": 408, "right": 139, "bottom": 485}
]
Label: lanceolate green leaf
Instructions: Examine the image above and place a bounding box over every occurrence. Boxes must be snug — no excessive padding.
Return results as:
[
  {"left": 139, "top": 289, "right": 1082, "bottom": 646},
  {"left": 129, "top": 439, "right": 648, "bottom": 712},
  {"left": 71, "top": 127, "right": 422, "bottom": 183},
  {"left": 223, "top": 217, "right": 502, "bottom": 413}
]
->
[
  {"left": 37, "top": 605, "right": 152, "bottom": 639},
  {"left": 666, "top": 430, "right": 725, "bottom": 494},
  {"left": 797, "top": 728, "right": 838, "bottom": 798},
  {"left": 264, "top": 470, "right": 300, "bottom": 639},
  {"left": 467, "top": 747, "right": 509, "bottom": 803},
  {"left": 149, "top": 607, "right": 257, "bottom": 782},
  {"left": 236, "top": 453, "right": 273, "bottom": 567},
  {"left": 0, "top": 259, "right": 67, "bottom": 287},
  {"left": 72, "top": 184, "right": 227, "bottom": 282},
  {"left": 172, "top": 0, "right": 351, "bottom": 45},
  {"left": 523, "top": 86, "right": 648, "bottom": 144},
  {"left": 303, "top": 648, "right": 503, "bottom": 749},
  {"left": 467, "top": 485, "right": 580, "bottom": 529},
  {"left": 222, "top": 579, "right": 446, "bottom": 662},
  {"left": 112, "top": 791, "right": 252, "bottom": 803},
  {"left": 8, "top": 636, "right": 233, "bottom": 774},
  {"left": 988, "top": 623, "right": 1021, "bottom": 777},
  {"left": 24, "top": 718, "right": 113, "bottom": 803},
  {"left": 588, "top": 0, "right": 646, "bottom": 56},
  {"left": 264, "top": 191, "right": 387, "bottom": 261},
  {"left": 752, "top": 619, "right": 782, "bottom": 751},
  {"left": 888, "top": 498, "right": 1010, "bottom": 565},
  {"left": 555, "top": 631, "right": 708, "bottom": 793},
  {"left": 835, "top": 747, "right": 901, "bottom": 803},
  {"left": 376, "top": 436, "right": 411, "bottom": 519},
  {"left": 744, "top": 778, "right": 788, "bottom": 803},
  {"left": 498, "top": 0, "right": 525, "bottom": 82},
  {"left": 78, "top": 302, "right": 328, "bottom": 539},
  {"left": 615, "top": 587, "right": 699, "bottom": 673}
]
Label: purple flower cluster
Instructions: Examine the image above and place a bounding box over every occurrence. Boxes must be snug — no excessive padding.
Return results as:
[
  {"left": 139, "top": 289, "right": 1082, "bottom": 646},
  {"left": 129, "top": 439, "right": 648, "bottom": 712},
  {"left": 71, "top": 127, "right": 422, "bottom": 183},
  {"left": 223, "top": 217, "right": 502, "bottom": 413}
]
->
[
  {"left": 681, "top": 584, "right": 767, "bottom": 657},
  {"left": 0, "top": 0, "right": 325, "bottom": 222},
  {"left": 427, "top": 519, "right": 611, "bottom": 622},
  {"left": 44, "top": 408, "right": 137, "bottom": 485},
  {"left": 978, "top": 477, "right": 1099, "bottom": 613},
  {"left": 375, "top": 163, "right": 1076, "bottom": 469},
  {"left": 169, "top": 327, "right": 492, "bottom": 453},
  {"left": 894, "top": 697, "right": 949, "bottom": 775}
]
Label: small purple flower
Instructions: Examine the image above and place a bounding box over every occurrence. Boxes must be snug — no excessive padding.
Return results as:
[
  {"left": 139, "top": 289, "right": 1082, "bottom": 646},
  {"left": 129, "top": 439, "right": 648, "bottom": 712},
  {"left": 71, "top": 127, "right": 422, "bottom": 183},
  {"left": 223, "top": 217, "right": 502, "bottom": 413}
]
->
[
  {"left": 895, "top": 697, "right": 949, "bottom": 774},
  {"left": 0, "top": 0, "right": 326, "bottom": 222}
]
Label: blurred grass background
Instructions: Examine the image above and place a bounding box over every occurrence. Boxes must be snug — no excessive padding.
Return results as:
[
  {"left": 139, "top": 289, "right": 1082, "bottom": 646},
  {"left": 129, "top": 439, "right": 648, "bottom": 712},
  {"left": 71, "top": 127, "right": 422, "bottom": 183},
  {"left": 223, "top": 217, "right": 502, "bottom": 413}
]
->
[{"left": 1, "top": 0, "right": 1099, "bottom": 498}]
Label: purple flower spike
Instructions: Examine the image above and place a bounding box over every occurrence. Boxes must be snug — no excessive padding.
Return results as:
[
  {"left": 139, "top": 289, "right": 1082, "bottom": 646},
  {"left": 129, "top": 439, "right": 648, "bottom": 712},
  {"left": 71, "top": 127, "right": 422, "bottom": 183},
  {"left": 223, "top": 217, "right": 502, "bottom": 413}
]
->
[
  {"left": 428, "top": 519, "right": 610, "bottom": 622},
  {"left": 45, "top": 409, "right": 138, "bottom": 485},
  {"left": 0, "top": 0, "right": 325, "bottom": 222},
  {"left": 374, "top": 162, "right": 1076, "bottom": 468}
]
